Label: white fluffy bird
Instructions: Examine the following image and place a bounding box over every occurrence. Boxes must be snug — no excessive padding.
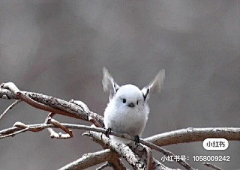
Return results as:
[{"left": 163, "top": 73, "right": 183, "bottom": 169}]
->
[{"left": 102, "top": 67, "right": 165, "bottom": 143}]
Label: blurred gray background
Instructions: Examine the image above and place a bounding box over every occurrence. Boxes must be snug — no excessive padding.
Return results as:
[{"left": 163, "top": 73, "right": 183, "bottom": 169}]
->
[{"left": 0, "top": 1, "right": 239, "bottom": 169}]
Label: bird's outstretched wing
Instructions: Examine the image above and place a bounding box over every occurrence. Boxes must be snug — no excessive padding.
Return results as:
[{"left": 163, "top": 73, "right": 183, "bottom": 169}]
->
[
  {"left": 102, "top": 67, "right": 120, "bottom": 100},
  {"left": 141, "top": 69, "right": 165, "bottom": 101}
]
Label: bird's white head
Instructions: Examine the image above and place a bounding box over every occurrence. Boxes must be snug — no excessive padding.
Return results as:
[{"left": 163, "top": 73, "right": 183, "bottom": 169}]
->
[{"left": 112, "top": 84, "right": 144, "bottom": 111}]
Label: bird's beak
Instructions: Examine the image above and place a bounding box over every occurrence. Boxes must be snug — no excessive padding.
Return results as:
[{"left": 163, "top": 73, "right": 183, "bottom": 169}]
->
[{"left": 128, "top": 103, "right": 135, "bottom": 108}]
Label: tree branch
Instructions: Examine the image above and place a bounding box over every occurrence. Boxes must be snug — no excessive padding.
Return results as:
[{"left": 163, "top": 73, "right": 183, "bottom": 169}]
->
[
  {"left": 145, "top": 127, "right": 240, "bottom": 146},
  {"left": 0, "top": 82, "right": 104, "bottom": 127},
  {"left": 59, "top": 150, "right": 114, "bottom": 170},
  {"left": 0, "top": 100, "right": 21, "bottom": 120},
  {"left": 84, "top": 131, "right": 146, "bottom": 169},
  {"left": 1, "top": 122, "right": 240, "bottom": 169},
  {"left": 83, "top": 131, "right": 174, "bottom": 170},
  {"left": 203, "top": 163, "right": 223, "bottom": 170},
  {"left": 96, "top": 162, "right": 111, "bottom": 170},
  {"left": 1, "top": 82, "right": 238, "bottom": 169}
]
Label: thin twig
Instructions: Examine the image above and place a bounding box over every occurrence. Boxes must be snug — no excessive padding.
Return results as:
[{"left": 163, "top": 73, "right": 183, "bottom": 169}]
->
[
  {"left": 0, "top": 100, "right": 21, "bottom": 121},
  {"left": 203, "top": 163, "right": 223, "bottom": 170},
  {"left": 0, "top": 128, "right": 29, "bottom": 139},
  {"left": 45, "top": 112, "right": 56, "bottom": 138},
  {"left": 49, "top": 119, "right": 73, "bottom": 137},
  {"left": 59, "top": 150, "right": 115, "bottom": 170},
  {"left": 44, "top": 113, "right": 74, "bottom": 139},
  {"left": 96, "top": 162, "right": 111, "bottom": 170}
]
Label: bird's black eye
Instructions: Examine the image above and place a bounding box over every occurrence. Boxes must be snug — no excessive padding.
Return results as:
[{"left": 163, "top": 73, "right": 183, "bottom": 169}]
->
[
  {"left": 122, "top": 98, "right": 126, "bottom": 103},
  {"left": 136, "top": 101, "right": 139, "bottom": 105}
]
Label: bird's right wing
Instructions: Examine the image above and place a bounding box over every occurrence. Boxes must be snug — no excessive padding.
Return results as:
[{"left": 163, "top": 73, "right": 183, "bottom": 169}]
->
[{"left": 141, "top": 69, "right": 165, "bottom": 101}]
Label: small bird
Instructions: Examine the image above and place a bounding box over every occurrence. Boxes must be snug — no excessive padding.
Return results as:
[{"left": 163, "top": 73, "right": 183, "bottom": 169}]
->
[{"left": 102, "top": 67, "right": 165, "bottom": 143}]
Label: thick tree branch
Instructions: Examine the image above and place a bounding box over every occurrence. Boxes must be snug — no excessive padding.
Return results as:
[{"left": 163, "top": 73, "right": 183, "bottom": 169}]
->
[
  {"left": 0, "top": 82, "right": 104, "bottom": 127},
  {"left": 145, "top": 127, "right": 240, "bottom": 146},
  {"left": 84, "top": 131, "right": 146, "bottom": 170},
  {"left": 83, "top": 131, "right": 174, "bottom": 170}
]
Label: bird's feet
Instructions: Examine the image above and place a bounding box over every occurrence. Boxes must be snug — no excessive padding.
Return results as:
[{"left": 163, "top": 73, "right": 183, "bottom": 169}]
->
[
  {"left": 105, "top": 128, "right": 112, "bottom": 137},
  {"left": 134, "top": 135, "right": 140, "bottom": 144}
]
